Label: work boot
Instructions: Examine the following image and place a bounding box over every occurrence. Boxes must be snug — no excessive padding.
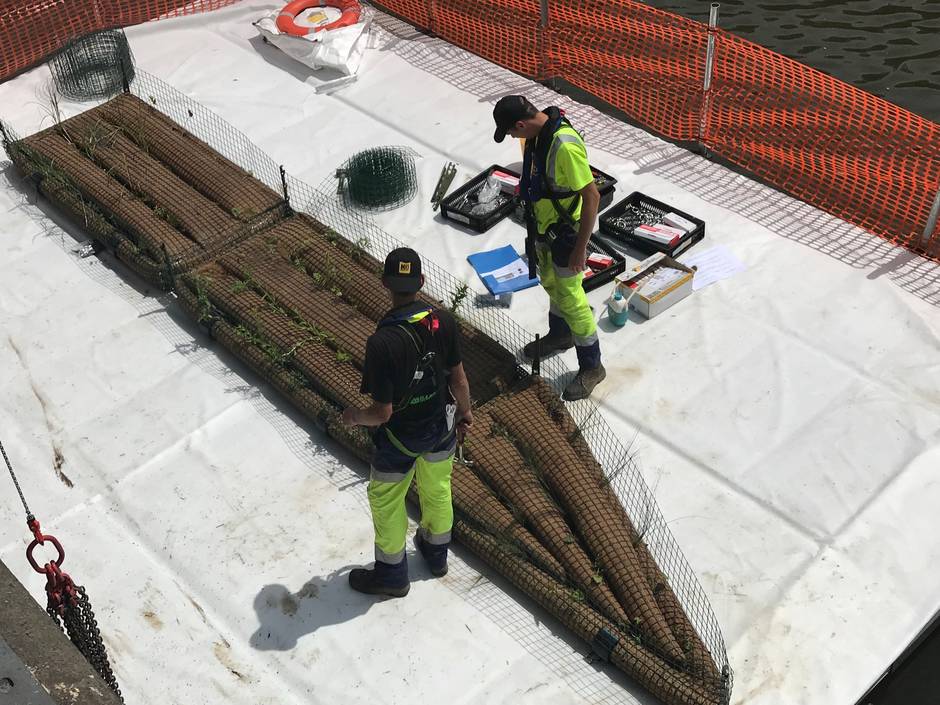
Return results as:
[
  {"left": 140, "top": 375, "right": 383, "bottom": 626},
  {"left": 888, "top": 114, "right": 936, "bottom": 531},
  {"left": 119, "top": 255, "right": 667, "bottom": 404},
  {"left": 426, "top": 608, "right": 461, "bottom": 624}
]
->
[
  {"left": 414, "top": 532, "right": 448, "bottom": 577},
  {"left": 562, "top": 364, "right": 607, "bottom": 401},
  {"left": 522, "top": 332, "right": 574, "bottom": 360},
  {"left": 348, "top": 558, "right": 410, "bottom": 598}
]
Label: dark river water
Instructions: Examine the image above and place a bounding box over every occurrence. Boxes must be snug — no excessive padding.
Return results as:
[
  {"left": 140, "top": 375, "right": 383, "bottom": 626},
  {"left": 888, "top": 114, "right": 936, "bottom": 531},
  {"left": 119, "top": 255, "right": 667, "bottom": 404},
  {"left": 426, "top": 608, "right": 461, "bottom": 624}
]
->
[{"left": 641, "top": 0, "right": 940, "bottom": 124}]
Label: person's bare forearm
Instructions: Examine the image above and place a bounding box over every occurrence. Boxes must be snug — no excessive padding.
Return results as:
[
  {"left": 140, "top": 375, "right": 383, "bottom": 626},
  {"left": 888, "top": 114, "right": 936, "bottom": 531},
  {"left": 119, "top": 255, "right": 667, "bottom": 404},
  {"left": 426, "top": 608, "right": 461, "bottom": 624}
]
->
[
  {"left": 576, "top": 185, "right": 600, "bottom": 250},
  {"left": 342, "top": 401, "right": 392, "bottom": 427},
  {"left": 452, "top": 376, "right": 471, "bottom": 420},
  {"left": 449, "top": 364, "right": 471, "bottom": 420}
]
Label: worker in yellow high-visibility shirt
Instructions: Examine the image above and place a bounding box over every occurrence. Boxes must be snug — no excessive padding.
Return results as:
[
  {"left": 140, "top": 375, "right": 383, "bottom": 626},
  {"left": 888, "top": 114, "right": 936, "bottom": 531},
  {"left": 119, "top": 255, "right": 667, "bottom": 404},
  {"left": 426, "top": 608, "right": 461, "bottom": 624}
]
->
[
  {"left": 342, "top": 248, "right": 473, "bottom": 597},
  {"left": 492, "top": 95, "right": 605, "bottom": 400}
]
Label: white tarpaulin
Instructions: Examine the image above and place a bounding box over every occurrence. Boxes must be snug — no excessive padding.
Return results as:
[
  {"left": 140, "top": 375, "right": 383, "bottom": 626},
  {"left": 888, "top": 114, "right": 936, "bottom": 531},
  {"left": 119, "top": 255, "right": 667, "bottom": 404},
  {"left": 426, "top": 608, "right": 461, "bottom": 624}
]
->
[{"left": 1, "top": 2, "right": 939, "bottom": 704}]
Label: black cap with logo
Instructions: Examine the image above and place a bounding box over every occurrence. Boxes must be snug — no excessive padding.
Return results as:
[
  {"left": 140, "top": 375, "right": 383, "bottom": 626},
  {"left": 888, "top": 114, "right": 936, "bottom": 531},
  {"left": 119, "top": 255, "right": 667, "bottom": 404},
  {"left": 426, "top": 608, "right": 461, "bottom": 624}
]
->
[
  {"left": 383, "top": 247, "right": 423, "bottom": 292},
  {"left": 492, "top": 95, "right": 536, "bottom": 143}
]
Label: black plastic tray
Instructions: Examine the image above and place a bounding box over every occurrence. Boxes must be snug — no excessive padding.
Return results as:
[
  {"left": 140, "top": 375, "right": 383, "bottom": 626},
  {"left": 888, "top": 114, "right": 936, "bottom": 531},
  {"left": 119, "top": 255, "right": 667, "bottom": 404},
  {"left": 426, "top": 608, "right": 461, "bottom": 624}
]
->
[
  {"left": 499, "top": 164, "right": 616, "bottom": 225},
  {"left": 582, "top": 234, "right": 626, "bottom": 292},
  {"left": 591, "top": 166, "right": 617, "bottom": 212},
  {"left": 440, "top": 164, "right": 519, "bottom": 233},
  {"left": 599, "top": 191, "right": 705, "bottom": 258}
]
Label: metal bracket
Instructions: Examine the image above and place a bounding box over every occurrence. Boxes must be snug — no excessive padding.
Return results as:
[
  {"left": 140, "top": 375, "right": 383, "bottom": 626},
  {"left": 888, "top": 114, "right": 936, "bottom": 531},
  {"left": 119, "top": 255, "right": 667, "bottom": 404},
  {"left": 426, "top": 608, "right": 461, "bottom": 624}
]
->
[
  {"left": 311, "top": 74, "right": 359, "bottom": 95},
  {"left": 75, "top": 242, "right": 98, "bottom": 258},
  {"left": 431, "top": 161, "right": 457, "bottom": 210}
]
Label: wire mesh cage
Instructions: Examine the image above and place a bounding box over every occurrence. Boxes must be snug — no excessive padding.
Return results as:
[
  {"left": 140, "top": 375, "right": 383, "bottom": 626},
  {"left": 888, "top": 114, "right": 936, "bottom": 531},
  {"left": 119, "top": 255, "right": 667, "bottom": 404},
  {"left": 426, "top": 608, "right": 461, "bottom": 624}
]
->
[
  {"left": 339, "top": 146, "right": 418, "bottom": 211},
  {"left": 49, "top": 29, "right": 135, "bottom": 101}
]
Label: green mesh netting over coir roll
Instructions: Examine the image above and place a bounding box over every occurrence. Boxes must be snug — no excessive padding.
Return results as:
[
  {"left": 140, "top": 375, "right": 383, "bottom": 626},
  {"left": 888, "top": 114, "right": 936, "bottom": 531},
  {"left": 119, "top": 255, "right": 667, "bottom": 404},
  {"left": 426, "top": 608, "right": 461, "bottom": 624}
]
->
[
  {"left": 50, "top": 29, "right": 135, "bottom": 102},
  {"left": 341, "top": 146, "right": 417, "bottom": 211}
]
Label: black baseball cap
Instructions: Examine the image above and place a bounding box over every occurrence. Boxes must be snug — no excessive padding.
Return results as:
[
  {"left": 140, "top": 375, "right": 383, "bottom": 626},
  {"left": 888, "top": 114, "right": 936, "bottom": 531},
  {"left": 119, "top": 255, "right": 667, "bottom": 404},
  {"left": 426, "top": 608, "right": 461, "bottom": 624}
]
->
[
  {"left": 383, "top": 247, "right": 423, "bottom": 292},
  {"left": 493, "top": 95, "right": 536, "bottom": 143}
]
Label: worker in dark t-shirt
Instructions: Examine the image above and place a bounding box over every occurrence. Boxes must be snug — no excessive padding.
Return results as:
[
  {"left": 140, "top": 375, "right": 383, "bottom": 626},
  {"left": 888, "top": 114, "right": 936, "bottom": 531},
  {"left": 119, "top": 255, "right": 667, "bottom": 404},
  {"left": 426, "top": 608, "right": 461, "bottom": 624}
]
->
[{"left": 342, "top": 247, "right": 472, "bottom": 597}]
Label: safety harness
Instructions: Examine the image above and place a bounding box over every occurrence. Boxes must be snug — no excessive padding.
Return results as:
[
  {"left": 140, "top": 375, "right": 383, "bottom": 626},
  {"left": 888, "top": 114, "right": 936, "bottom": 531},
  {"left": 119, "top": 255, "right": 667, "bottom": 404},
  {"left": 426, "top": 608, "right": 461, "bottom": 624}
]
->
[
  {"left": 376, "top": 305, "right": 445, "bottom": 414},
  {"left": 520, "top": 107, "right": 584, "bottom": 277},
  {"left": 521, "top": 106, "right": 581, "bottom": 229}
]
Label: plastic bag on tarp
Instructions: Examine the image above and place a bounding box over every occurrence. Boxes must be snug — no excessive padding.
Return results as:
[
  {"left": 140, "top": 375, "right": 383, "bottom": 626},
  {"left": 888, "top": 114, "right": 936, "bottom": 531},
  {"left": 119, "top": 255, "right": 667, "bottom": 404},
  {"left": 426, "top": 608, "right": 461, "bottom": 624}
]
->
[
  {"left": 470, "top": 176, "right": 502, "bottom": 216},
  {"left": 253, "top": 9, "right": 368, "bottom": 76}
]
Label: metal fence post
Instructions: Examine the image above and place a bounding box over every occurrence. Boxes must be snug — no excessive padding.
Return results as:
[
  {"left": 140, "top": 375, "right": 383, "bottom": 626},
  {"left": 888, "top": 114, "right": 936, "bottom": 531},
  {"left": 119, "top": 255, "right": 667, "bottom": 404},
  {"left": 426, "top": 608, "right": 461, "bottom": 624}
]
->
[
  {"left": 698, "top": 3, "right": 720, "bottom": 151},
  {"left": 539, "top": 0, "right": 550, "bottom": 83},
  {"left": 921, "top": 185, "right": 940, "bottom": 251}
]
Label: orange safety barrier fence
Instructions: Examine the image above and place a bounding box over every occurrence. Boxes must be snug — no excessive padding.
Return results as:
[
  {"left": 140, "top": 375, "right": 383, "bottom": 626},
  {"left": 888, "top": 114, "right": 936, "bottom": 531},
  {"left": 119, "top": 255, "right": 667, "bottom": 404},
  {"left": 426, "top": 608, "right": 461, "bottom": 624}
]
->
[
  {"left": 1, "top": 0, "right": 938, "bottom": 256},
  {"left": 0, "top": 0, "right": 238, "bottom": 81},
  {"left": 376, "top": 0, "right": 940, "bottom": 259}
]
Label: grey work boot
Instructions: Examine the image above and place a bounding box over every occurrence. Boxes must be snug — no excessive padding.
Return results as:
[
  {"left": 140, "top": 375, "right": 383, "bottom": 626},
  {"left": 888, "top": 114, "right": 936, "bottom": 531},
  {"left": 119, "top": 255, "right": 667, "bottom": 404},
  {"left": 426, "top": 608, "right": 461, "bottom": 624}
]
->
[
  {"left": 522, "top": 333, "right": 574, "bottom": 360},
  {"left": 562, "top": 364, "right": 607, "bottom": 401}
]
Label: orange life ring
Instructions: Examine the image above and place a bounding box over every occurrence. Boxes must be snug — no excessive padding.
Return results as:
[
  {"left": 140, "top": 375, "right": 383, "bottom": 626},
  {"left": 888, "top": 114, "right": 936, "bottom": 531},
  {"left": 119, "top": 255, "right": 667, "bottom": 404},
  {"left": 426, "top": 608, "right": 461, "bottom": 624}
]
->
[{"left": 276, "top": 0, "right": 361, "bottom": 37}]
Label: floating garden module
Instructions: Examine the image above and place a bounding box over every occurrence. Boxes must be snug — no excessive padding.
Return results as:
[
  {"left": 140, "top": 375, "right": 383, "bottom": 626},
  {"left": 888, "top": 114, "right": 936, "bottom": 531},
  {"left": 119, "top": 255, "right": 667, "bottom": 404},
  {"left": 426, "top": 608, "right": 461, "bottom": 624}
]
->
[{"left": 3, "top": 82, "right": 730, "bottom": 705}]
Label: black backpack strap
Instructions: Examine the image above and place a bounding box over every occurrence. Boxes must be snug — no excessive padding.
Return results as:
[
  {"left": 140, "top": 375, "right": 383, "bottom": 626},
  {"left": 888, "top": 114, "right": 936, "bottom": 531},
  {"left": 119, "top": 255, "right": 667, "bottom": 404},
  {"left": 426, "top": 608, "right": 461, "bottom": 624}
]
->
[
  {"left": 538, "top": 108, "right": 581, "bottom": 227},
  {"left": 389, "top": 315, "right": 443, "bottom": 413},
  {"left": 544, "top": 172, "right": 580, "bottom": 228}
]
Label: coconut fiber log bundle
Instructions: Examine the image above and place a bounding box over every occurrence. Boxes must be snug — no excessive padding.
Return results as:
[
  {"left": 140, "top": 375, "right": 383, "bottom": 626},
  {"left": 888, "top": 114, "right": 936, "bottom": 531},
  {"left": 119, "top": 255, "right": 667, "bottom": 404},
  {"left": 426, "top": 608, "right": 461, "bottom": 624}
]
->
[
  {"left": 57, "top": 109, "right": 242, "bottom": 249},
  {"left": 265, "top": 215, "right": 517, "bottom": 399},
  {"left": 179, "top": 263, "right": 370, "bottom": 410},
  {"left": 444, "top": 321, "right": 518, "bottom": 405},
  {"left": 464, "top": 411, "right": 631, "bottom": 627},
  {"left": 4, "top": 133, "right": 170, "bottom": 287},
  {"left": 216, "top": 231, "right": 376, "bottom": 367},
  {"left": 488, "top": 383, "right": 685, "bottom": 664},
  {"left": 193, "top": 304, "right": 373, "bottom": 461},
  {"left": 273, "top": 215, "right": 393, "bottom": 321},
  {"left": 16, "top": 130, "right": 189, "bottom": 261},
  {"left": 95, "top": 93, "right": 283, "bottom": 220},
  {"left": 454, "top": 519, "right": 727, "bottom": 705},
  {"left": 450, "top": 463, "right": 564, "bottom": 578},
  {"left": 527, "top": 379, "right": 722, "bottom": 684},
  {"left": 178, "top": 271, "right": 565, "bottom": 587},
  {"left": 13, "top": 113, "right": 244, "bottom": 286}
]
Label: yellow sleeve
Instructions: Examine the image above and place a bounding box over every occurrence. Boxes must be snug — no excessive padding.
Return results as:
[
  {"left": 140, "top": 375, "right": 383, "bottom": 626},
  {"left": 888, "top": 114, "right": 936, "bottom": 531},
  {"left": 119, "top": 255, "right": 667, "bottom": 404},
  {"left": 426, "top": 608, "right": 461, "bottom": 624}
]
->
[{"left": 556, "top": 139, "right": 593, "bottom": 192}]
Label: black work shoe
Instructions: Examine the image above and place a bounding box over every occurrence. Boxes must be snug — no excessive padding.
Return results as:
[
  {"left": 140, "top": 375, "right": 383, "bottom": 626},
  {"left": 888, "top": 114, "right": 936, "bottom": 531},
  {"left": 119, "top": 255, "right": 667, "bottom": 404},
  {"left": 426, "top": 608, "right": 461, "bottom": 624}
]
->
[
  {"left": 348, "top": 565, "right": 410, "bottom": 598},
  {"left": 522, "top": 333, "right": 574, "bottom": 360},
  {"left": 414, "top": 533, "right": 448, "bottom": 577},
  {"left": 562, "top": 364, "right": 607, "bottom": 401}
]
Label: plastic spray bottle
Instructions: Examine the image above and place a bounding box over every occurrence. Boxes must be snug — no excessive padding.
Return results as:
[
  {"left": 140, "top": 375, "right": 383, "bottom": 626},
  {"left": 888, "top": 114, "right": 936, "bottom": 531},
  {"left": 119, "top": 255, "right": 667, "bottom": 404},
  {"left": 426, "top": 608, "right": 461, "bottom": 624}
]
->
[{"left": 607, "top": 286, "right": 630, "bottom": 327}]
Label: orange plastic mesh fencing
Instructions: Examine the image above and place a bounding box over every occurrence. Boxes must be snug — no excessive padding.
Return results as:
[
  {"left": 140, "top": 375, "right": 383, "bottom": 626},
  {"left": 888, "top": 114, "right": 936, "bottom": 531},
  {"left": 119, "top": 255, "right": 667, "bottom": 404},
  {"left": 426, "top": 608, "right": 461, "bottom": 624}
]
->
[
  {"left": 375, "top": 0, "right": 940, "bottom": 258},
  {"left": 706, "top": 30, "right": 940, "bottom": 255},
  {"left": 434, "top": 0, "right": 541, "bottom": 78},
  {"left": 0, "top": 0, "right": 238, "bottom": 82},
  {"left": 546, "top": 1, "right": 706, "bottom": 142}
]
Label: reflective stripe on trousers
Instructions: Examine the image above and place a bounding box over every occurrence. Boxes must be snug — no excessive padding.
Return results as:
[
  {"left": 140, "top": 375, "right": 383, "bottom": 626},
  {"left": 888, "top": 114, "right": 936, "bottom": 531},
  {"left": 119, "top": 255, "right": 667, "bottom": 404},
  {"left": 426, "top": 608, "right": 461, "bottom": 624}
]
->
[
  {"left": 368, "top": 440, "right": 455, "bottom": 564},
  {"left": 536, "top": 242, "right": 597, "bottom": 344}
]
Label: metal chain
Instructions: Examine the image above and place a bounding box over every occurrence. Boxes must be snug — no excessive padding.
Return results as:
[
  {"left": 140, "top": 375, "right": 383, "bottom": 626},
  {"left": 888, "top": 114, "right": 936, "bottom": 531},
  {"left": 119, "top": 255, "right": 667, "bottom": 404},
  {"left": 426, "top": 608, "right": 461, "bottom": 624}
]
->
[
  {"left": 0, "top": 438, "right": 34, "bottom": 520},
  {"left": 53, "top": 585, "right": 124, "bottom": 703},
  {"left": 3, "top": 439, "right": 123, "bottom": 702}
]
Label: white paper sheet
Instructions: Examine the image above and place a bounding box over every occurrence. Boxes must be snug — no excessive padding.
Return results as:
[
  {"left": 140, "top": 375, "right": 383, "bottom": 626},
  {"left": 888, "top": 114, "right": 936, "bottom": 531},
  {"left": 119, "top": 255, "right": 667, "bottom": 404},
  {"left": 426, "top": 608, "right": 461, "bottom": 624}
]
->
[
  {"left": 481, "top": 259, "right": 528, "bottom": 283},
  {"left": 681, "top": 244, "right": 746, "bottom": 290}
]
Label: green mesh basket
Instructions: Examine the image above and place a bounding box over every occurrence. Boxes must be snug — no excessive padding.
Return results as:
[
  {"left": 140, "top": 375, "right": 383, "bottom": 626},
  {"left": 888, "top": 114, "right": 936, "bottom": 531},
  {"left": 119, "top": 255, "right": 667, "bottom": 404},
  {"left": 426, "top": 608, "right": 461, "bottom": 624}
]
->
[
  {"left": 340, "top": 146, "right": 418, "bottom": 211},
  {"left": 50, "top": 30, "right": 135, "bottom": 102}
]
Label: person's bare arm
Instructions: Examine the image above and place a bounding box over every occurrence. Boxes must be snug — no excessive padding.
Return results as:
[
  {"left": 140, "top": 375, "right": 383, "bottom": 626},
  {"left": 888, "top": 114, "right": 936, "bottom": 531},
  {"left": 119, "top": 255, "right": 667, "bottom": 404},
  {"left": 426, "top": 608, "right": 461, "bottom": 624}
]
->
[
  {"left": 449, "top": 362, "right": 473, "bottom": 439},
  {"left": 567, "top": 180, "right": 601, "bottom": 273},
  {"left": 342, "top": 401, "right": 393, "bottom": 427}
]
